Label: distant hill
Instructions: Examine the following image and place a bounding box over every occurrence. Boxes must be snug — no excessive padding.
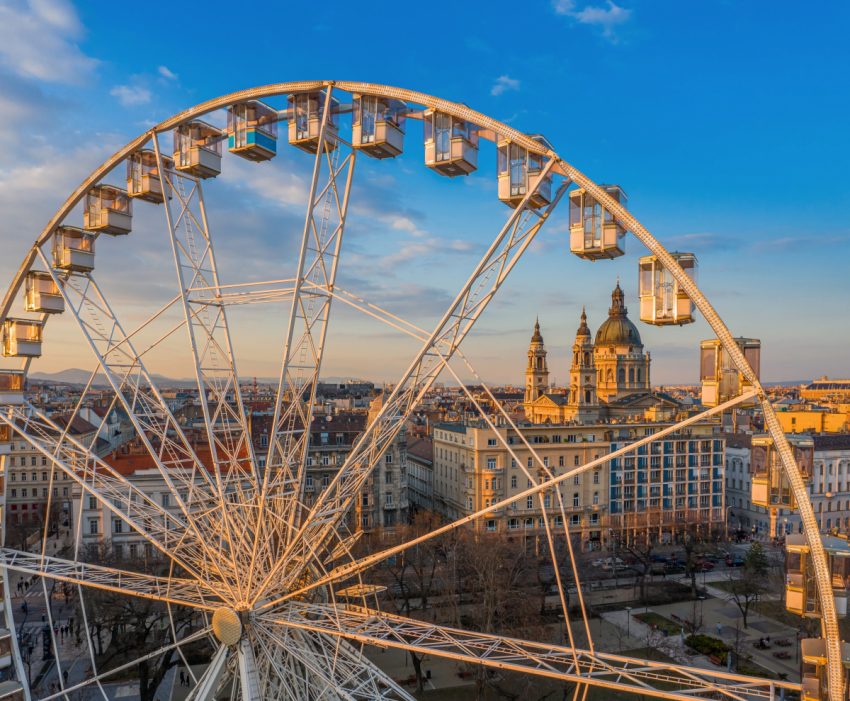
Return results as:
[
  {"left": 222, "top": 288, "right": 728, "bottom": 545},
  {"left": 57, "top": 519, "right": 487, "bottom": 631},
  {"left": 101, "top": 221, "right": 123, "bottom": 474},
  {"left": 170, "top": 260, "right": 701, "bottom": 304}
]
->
[
  {"left": 29, "top": 368, "right": 198, "bottom": 389},
  {"left": 28, "top": 369, "right": 373, "bottom": 389}
]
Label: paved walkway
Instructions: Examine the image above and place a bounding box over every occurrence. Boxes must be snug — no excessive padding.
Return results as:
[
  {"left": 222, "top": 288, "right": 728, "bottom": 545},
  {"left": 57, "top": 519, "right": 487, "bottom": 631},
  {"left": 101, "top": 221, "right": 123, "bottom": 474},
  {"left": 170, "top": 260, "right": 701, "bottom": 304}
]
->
[{"left": 601, "top": 588, "right": 801, "bottom": 681}]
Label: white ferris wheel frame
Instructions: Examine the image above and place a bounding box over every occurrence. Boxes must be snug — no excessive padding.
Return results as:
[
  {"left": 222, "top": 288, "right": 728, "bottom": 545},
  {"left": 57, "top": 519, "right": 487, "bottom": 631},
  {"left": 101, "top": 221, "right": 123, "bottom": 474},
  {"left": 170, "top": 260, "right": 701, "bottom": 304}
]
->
[{"left": 0, "top": 80, "right": 839, "bottom": 701}]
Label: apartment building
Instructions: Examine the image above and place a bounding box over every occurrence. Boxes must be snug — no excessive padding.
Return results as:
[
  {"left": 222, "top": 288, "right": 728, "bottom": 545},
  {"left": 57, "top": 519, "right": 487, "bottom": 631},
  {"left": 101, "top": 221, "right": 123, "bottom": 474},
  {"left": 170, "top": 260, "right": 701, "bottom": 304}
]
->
[{"left": 432, "top": 419, "right": 724, "bottom": 550}]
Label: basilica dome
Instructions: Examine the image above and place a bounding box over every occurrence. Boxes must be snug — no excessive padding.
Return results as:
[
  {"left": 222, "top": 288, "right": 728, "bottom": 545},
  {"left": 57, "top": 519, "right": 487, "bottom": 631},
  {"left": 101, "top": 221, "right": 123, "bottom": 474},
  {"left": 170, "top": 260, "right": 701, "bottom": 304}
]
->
[{"left": 594, "top": 283, "right": 642, "bottom": 347}]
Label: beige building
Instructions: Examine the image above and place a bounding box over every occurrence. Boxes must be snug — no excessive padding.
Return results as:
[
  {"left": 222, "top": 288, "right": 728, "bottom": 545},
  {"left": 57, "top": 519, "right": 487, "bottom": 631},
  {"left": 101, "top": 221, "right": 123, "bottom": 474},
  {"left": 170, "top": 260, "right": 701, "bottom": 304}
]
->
[{"left": 432, "top": 419, "right": 724, "bottom": 550}]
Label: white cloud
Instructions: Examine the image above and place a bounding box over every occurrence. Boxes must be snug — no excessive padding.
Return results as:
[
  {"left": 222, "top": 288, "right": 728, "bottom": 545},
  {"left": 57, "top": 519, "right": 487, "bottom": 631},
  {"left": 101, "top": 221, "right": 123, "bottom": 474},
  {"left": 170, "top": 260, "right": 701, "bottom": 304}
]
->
[
  {"left": 553, "top": 0, "right": 632, "bottom": 42},
  {"left": 218, "top": 156, "right": 309, "bottom": 208},
  {"left": 490, "top": 75, "right": 520, "bottom": 97},
  {"left": 0, "top": 0, "right": 97, "bottom": 84},
  {"left": 110, "top": 84, "right": 152, "bottom": 107},
  {"left": 158, "top": 65, "right": 178, "bottom": 81}
]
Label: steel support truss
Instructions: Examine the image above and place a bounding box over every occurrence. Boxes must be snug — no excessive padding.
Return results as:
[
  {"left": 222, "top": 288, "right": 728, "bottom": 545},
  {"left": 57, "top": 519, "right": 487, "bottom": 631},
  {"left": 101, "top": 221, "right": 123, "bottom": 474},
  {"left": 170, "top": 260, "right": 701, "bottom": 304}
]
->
[
  {"left": 153, "top": 131, "right": 257, "bottom": 502},
  {"left": 268, "top": 603, "right": 798, "bottom": 701},
  {"left": 262, "top": 84, "right": 356, "bottom": 534},
  {"left": 0, "top": 548, "right": 219, "bottom": 610},
  {"left": 36, "top": 253, "right": 246, "bottom": 597},
  {"left": 255, "top": 162, "right": 567, "bottom": 603}
]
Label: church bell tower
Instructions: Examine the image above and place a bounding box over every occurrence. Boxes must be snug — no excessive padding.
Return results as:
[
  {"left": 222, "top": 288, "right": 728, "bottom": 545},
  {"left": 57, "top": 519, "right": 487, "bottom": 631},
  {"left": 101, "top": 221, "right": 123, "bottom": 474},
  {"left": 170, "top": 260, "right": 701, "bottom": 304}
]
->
[{"left": 525, "top": 318, "right": 549, "bottom": 407}]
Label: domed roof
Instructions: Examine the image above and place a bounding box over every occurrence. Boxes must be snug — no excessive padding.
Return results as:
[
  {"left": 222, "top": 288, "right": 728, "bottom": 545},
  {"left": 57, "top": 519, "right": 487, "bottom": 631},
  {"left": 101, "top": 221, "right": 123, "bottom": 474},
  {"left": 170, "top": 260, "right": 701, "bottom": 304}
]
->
[
  {"left": 531, "top": 318, "right": 544, "bottom": 344},
  {"left": 594, "top": 283, "right": 642, "bottom": 347},
  {"left": 575, "top": 307, "right": 590, "bottom": 337}
]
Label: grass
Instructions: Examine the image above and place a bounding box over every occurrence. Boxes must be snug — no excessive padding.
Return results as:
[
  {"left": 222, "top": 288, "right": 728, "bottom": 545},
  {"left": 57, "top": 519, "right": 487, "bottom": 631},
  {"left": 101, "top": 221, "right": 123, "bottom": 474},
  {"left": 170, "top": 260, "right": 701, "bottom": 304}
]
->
[
  {"left": 707, "top": 579, "right": 737, "bottom": 594},
  {"left": 685, "top": 634, "right": 729, "bottom": 658},
  {"left": 751, "top": 599, "right": 804, "bottom": 628},
  {"left": 633, "top": 611, "right": 681, "bottom": 636}
]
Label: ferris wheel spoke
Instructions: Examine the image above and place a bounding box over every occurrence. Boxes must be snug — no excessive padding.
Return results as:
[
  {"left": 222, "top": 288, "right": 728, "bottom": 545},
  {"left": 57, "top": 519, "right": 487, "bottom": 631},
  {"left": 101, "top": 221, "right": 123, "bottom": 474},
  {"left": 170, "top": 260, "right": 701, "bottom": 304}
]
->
[
  {"left": 35, "top": 259, "right": 248, "bottom": 589},
  {"left": 257, "top": 624, "right": 414, "bottom": 701},
  {"left": 149, "top": 136, "right": 261, "bottom": 596},
  {"left": 254, "top": 167, "right": 566, "bottom": 603},
  {"left": 183, "top": 644, "right": 231, "bottom": 701},
  {"left": 443, "top": 348, "right": 592, "bottom": 655},
  {"left": 251, "top": 628, "right": 315, "bottom": 701},
  {"left": 264, "top": 389, "right": 758, "bottom": 611},
  {"left": 152, "top": 133, "right": 258, "bottom": 493},
  {"left": 0, "top": 405, "right": 219, "bottom": 578},
  {"left": 0, "top": 548, "right": 221, "bottom": 609},
  {"left": 267, "top": 603, "right": 795, "bottom": 701},
  {"left": 257, "top": 85, "right": 357, "bottom": 582},
  {"left": 36, "top": 626, "right": 213, "bottom": 701}
]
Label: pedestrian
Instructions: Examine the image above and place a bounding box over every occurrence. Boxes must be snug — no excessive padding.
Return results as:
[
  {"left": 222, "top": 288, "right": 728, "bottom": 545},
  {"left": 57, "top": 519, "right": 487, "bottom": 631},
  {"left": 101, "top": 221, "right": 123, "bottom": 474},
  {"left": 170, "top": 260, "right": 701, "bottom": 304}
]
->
[
  {"left": 63, "top": 669, "right": 68, "bottom": 685},
  {"left": 179, "top": 670, "right": 185, "bottom": 687}
]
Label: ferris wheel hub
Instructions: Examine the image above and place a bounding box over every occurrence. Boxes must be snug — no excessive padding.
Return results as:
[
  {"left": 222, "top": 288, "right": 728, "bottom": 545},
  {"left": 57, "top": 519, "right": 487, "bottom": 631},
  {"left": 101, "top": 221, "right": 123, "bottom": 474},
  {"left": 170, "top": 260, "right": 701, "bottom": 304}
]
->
[{"left": 211, "top": 606, "right": 243, "bottom": 646}]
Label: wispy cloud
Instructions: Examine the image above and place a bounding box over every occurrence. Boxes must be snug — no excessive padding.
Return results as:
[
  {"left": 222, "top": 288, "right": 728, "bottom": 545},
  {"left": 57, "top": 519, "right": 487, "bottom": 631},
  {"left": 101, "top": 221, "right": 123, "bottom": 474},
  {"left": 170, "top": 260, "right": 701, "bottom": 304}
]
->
[
  {"left": 663, "top": 232, "right": 741, "bottom": 253},
  {"left": 553, "top": 0, "right": 632, "bottom": 42},
  {"left": 158, "top": 65, "right": 178, "bottom": 81},
  {"left": 110, "top": 84, "right": 152, "bottom": 107},
  {"left": 0, "top": 0, "right": 97, "bottom": 84},
  {"left": 491, "top": 75, "right": 520, "bottom": 97}
]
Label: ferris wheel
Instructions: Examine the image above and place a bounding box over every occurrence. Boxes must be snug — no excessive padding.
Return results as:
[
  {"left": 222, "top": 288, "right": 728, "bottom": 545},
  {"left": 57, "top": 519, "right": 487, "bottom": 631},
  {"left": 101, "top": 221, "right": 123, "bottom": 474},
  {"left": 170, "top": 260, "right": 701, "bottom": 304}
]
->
[{"left": 0, "top": 80, "right": 842, "bottom": 701}]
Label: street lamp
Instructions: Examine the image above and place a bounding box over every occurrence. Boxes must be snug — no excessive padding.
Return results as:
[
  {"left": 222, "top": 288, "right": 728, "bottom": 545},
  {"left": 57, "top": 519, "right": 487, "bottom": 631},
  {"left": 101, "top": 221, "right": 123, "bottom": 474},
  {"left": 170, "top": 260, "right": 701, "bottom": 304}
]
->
[
  {"left": 724, "top": 505, "right": 736, "bottom": 541},
  {"left": 625, "top": 606, "right": 632, "bottom": 643}
]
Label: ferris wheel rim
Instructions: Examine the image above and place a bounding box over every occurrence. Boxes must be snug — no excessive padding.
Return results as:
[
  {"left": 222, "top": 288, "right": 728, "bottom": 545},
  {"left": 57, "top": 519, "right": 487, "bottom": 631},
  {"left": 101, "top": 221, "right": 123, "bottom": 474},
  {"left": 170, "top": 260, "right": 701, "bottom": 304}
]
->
[{"left": 0, "top": 79, "right": 840, "bottom": 700}]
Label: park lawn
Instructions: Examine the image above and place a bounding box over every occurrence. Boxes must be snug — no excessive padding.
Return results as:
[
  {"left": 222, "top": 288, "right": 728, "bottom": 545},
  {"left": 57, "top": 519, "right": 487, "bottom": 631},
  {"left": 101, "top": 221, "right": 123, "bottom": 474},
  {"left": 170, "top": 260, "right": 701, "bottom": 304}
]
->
[
  {"left": 707, "top": 580, "right": 737, "bottom": 594},
  {"left": 633, "top": 611, "right": 681, "bottom": 636},
  {"left": 751, "top": 599, "right": 804, "bottom": 628}
]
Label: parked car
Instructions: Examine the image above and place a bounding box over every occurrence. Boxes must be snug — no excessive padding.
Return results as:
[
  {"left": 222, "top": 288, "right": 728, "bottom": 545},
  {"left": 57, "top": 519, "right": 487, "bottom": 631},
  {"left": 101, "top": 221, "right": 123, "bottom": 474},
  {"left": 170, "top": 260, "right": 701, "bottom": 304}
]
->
[
  {"left": 697, "top": 560, "right": 715, "bottom": 572},
  {"left": 726, "top": 554, "right": 745, "bottom": 567}
]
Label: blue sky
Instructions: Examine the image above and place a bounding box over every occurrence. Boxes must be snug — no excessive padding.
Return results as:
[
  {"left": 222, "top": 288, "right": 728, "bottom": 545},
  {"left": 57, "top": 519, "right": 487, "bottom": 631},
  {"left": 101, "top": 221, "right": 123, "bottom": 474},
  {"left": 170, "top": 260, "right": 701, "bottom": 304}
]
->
[{"left": 0, "top": 0, "right": 847, "bottom": 385}]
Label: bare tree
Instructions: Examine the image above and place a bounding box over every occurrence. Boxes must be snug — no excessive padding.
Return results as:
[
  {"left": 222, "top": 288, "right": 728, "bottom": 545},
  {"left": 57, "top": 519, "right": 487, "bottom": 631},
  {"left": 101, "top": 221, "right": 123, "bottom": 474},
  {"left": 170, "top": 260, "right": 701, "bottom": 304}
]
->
[
  {"left": 726, "top": 542, "right": 769, "bottom": 628},
  {"left": 73, "top": 546, "right": 210, "bottom": 701}
]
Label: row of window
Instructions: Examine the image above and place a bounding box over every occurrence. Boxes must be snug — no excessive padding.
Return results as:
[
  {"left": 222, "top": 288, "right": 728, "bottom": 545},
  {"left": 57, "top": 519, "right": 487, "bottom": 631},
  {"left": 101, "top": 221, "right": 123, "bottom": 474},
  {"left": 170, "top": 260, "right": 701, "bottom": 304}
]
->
[
  {"left": 8, "top": 469, "right": 72, "bottom": 482},
  {"left": 9, "top": 487, "right": 69, "bottom": 499},
  {"left": 483, "top": 512, "right": 601, "bottom": 532}
]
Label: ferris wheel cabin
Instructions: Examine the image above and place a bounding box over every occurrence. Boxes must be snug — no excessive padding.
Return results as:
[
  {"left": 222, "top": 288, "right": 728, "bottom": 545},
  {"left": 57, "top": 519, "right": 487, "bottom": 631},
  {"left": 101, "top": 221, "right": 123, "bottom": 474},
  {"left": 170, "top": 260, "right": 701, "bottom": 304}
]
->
[
  {"left": 288, "top": 92, "right": 339, "bottom": 154},
  {"left": 352, "top": 95, "right": 405, "bottom": 159},
  {"left": 699, "top": 337, "right": 761, "bottom": 407},
  {"left": 228, "top": 100, "right": 278, "bottom": 162},
  {"left": 25, "top": 271, "right": 64, "bottom": 314},
  {"left": 127, "top": 149, "right": 172, "bottom": 203},
  {"left": 53, "top": 226, "right": 95, "bottom": 273},
  {"left": 569, "top": 185, "right": 627, "bottom": 260},
  {"left": 173, "top": 120, "right": 223, "bottom": 179},
  {"left": 638, "top": 253, "right": 697, "bottom": 326},
  {"left": 751, "top": 434, "right": 813, "bottom": 511},
  {"left": 83, "top": 185, "right": 132, "bottom": 236},
  {"left": 785, "top": 533, "right": 850, "bottom": 619},
  {"left": 0, "top": 370, "right": 25, "bottom": 405},
  {"left": 2, "top": 319, "right": 43, "bottom": 358},
  {"left": 424, "top": 110, "right": 478, "bottom": 176},
  {"left": 497, "top": 136, "right": 552, "bottom": 208},
  {"left": 800, "top": 638, "right": 850, "bottom": 701}
]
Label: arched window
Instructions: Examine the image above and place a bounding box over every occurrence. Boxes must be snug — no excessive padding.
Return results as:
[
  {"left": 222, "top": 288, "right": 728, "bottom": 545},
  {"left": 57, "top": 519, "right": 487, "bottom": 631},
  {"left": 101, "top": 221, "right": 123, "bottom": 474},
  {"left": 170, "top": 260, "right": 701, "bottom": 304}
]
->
[
  {"left": 607, "top": 369, "right": 614, "bottom": 383},
  {"left": 585, "top": 390, "right": 591, "bottom": 403},
  {"left": 583, "top": 352, "right": 590, "bottom": 366},
  {"left": 617, "top": 368, "right": 625, "bottom": 384},
  {"left": 628, "top": 368, "right": 635, "bottom": 383},
  {"left": 637, "top": 368, "right": 642, "bottom": 383}
]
